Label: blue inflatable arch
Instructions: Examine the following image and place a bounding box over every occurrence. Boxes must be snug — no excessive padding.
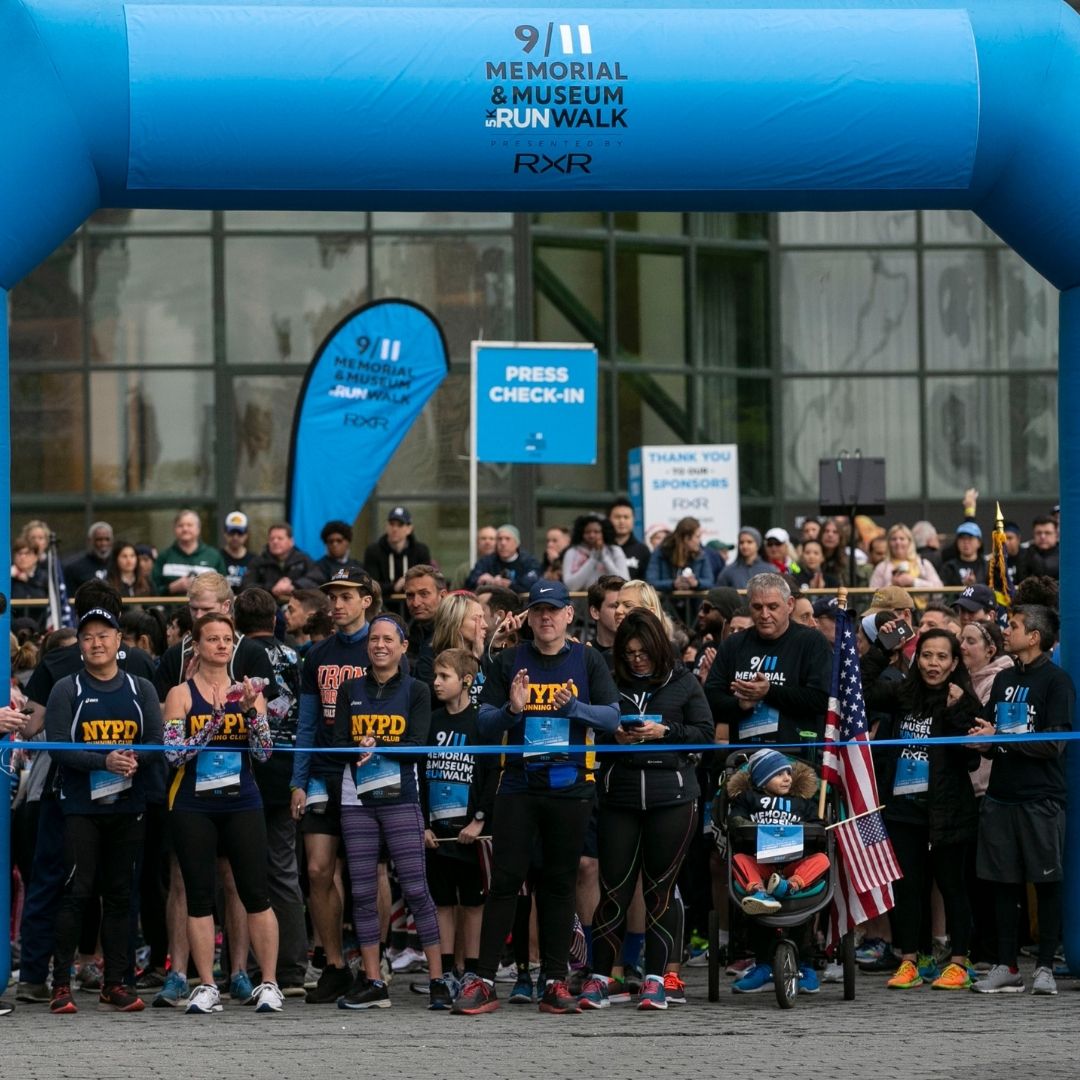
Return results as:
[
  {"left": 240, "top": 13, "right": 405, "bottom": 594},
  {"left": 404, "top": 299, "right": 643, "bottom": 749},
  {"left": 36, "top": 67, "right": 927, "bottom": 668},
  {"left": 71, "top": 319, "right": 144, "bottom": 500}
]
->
[{"left": 3, "top": 0, "right": 1080, "bottom": 982}]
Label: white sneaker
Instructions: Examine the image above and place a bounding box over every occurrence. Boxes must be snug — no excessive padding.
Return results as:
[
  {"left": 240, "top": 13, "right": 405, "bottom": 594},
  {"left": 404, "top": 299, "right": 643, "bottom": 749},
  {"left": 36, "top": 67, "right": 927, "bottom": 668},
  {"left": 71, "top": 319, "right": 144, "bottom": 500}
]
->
[
  {"left": 494, "top": 962, "right": 518, "bottom": 983},
  {"left": 823, "top": 962, "right": 843, "bottom": 984},
  {"left": 185, "top": 984, "right": 223, "bottom": 1014},
  {"left": 253, "top": 982, "right": 284, "bottom": 1013},
  {"left": 390, "top": 947, "right": 427, "bottom": 974}
]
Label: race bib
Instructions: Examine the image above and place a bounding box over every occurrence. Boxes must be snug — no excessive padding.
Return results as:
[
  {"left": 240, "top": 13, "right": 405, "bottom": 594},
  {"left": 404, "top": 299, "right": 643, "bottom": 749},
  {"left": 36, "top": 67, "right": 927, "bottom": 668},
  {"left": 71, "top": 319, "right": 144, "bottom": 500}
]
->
[
  {"left": 995, "top": 700, "right": 1029, "bottom": 735},
  {"left": 305, "top": 775, "right": 329, "bottom": 813},
  {"left": 893, "top": 755, "right": 929, "bottom": 796},
  {"left": 195, "top": 750, "right": 242, "bottom": 796},
  {"left": 429, "top": 781, "right": 470, "bottom": 824},
  {"left": 90, "top": 770, "right": 131, "bottom": 803},
  {"left": 354, "top": 754, "right": 401, "bottom": 800},
  {"left": 523, "top": 715, "right": 570, "bottom": 759},
  {"left": 741, "top": 702, "right": 780, "bottom": 740},
  {"left": 756, "top": 824, "right": 804, "bottom": 863}
]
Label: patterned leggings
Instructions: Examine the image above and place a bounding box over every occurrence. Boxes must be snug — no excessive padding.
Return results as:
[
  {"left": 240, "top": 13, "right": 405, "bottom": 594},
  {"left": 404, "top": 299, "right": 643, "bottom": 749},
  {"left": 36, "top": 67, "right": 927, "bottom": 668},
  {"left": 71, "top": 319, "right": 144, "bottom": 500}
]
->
[{"left": 340, "top": 802, "right": 440, "bottom": 948}]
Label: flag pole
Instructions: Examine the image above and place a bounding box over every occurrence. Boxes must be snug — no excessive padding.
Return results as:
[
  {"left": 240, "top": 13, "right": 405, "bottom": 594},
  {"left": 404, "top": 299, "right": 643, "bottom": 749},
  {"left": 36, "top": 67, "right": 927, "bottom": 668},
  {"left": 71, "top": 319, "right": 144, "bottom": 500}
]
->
[
  {"left": 818, "top": 583, "right": 849, "bottom": 821},
  {"left": 825, "top": 804, "right": 884, "bottom": 831}
]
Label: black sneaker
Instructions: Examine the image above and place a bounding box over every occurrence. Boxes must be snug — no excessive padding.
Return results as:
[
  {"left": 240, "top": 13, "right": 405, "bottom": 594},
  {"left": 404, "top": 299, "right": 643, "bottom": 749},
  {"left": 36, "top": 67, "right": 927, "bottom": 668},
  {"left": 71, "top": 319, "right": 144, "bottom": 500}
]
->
[
  {"left": 338, "top": 978, "right": 391, "bottom": 1010},
  {"left": 98, "top": 985, "right": 146, "bottom": 1012},
  {"left": 539, "top": 979, "right": 582, "bottom": 1014},
  {"left": 428, "top": 978, "right": 453, "bottom": 1011},
  {"left": 858, "top": 950, "right": 901, "bottom": 975},
  {"left": 305, "top": 963, "right": 352, "bottom": 1004},
  {"left": 451, "top": 974, "right": 499, "bottom": 1015}
]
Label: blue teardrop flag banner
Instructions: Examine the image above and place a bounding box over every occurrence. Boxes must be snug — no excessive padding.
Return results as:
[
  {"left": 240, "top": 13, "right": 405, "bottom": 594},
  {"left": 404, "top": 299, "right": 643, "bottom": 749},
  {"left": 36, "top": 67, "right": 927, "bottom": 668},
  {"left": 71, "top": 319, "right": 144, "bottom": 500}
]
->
[{"left": 286, "top": 299, "right": 449, "bottom": 554}]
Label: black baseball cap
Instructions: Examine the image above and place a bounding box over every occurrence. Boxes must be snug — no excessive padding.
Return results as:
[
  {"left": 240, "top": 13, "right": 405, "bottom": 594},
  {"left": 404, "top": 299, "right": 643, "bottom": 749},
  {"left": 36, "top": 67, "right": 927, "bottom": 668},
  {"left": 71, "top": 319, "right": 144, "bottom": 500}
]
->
[
  {"left": 953, "top": 584, "right": 995, "bottom": 613},
  {"left": 320, "top": 567, "right": 373, "bottom": 592},
  {"left": 78, "top": 607, "right": 120, "bottom": 631},
  {"left": 388, "top": 506, "right": 412, "bottom": 525}
]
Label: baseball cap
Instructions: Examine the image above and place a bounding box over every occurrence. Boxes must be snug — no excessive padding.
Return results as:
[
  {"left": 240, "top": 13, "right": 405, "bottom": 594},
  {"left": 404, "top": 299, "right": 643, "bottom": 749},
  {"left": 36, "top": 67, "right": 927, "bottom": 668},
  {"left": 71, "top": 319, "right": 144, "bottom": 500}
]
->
[
  {"left": 320, "top": 567, "right": 373, "bottom": 592},
  {"left": 955, "top": 521, "right": 983, "bottom": 540},
  {"left": 78, "top": 607, "right": 120, "bottom": 631},
  {"left": 1003, "top": 521, "right": 1022, "bottom": 536},
  {"left": 764, "top": 527, "right": 790, "bottom": 545},
  {"left": 812, "top": 597, "right": 840, "bottom": 619},
  {"left": 867, "top": 585, "right": 916, "bottom": 613},
  {"left": 703, "top": 587, "right": 741, "bottom": 621},
  {"left": 526, "top": 580, "right": 572, "bottom": 609},
  {"left": 953, "top": 584, "right": 995, "bottom": 613},
  {"left": 388, "top": 506, "right": 412, "bottom": 525},
  {"left": 224, "top": 510, "right": 249, "bottom": 533}
]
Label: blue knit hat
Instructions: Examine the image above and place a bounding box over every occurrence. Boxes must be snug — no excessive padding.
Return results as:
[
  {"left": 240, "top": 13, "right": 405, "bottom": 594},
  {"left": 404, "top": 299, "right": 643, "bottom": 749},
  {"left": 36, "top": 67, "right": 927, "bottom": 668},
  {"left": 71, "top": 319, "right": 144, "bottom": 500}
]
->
[{"left": 749, "top": 748, "right": 791, "bottom": 789}]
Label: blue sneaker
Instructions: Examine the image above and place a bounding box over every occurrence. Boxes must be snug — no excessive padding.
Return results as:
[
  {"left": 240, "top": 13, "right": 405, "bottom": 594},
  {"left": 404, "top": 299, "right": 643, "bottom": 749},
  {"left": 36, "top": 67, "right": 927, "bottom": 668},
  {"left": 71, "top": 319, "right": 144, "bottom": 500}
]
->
[
  {"left": 798, "top": 965, "right": 820, "bottom": 994},
  {"left": 732, "top": 963, "right": 774, "bottom": 994},
  {"left": 740, "top": 890, "right": 781, "bottom": 915},
  {"left": 230, "top": 971, "right": 254, "bottom": 1005},
  {"left": 508, "top": 970, "right": 534, "bottom": 1004},
  {"left": 916, "top": 953, "right": 940, "bottom": 982},
  {"left": 855, "top": 938, "right": 886, "bottom": 964},
  {"left": 767, "top": 873, "right": 792, "bottom": 899},
  {"left": 152, "top": 971, "right": 189, "bottom": 1008},
  {"left": 636, "top": 975, "right": 667, "bottom": 1011}
]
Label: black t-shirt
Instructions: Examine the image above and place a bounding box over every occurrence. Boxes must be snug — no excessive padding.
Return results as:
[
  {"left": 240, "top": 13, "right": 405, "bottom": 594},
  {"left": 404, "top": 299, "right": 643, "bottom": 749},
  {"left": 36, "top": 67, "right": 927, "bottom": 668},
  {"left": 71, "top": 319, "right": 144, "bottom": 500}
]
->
[
  {"left": 246, "top": 633, "right": 302, "bottom": 806},
  {"left": 26, "top": 642, "right": 156, "bottom": 708},
  {"left": 619, "top": 536, "right": 651, "bottom": 581}
]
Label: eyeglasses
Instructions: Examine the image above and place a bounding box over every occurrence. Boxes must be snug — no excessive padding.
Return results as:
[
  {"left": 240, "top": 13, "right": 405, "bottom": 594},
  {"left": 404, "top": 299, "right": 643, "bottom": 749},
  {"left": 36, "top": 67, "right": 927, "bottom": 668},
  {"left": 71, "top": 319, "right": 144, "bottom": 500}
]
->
[{"left": 623, "top": 649, "right": 651, "bottom": 662}]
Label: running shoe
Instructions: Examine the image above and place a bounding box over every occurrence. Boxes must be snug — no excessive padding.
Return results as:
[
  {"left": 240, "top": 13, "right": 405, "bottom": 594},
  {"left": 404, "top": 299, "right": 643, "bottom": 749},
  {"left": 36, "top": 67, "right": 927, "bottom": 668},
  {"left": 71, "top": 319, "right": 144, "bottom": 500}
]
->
[
  {"left": 538, "top": 979, "right": 581, "bottom": 1014},
  {"left": 886, "top": 960, "right": 923, "bottom": 989},
  {"left": 732, "top": 963, "right": 773, "bottom": 994},
  {"left": 622, "top": 964, "right": 644, "bottom": 995},
  {"left": 798, "top": 966, "right": 820, "bottom": 994},
  {"left": 858, "top": 950, "right": 901, "bottom": 974},
  {"left": 577, "top": 975, "right": 610, "bottom": 1010},
  {"left": 766, "top": 873, "right": 793, "bottom": 899},
  {"left": 509, "top": 970, "right": 534, "bottom": 1004},
  {"left": 77, "top": 960, "right": 104, "bottom": 993},
  {"left": 305, "top": 963, "right": 352, "bottom": 1004},
  {"left": 152, "top": 971, "right": 189, "bottom": 1008},
  {"left": 494, "top": 961, "right": 520, "bottom": 983},
  {"left": 280, "top": 983, "right": 306, "bottom": 998},
  {"left": 1031, "top": 966, "right": 1058, "bottom": 996},
  {"left": 135, "top": 967, "right": 168, "bottom": 992},
  {"left": 303, "top": 960, "right": 322, "bottom": 990},
  {"left": 971, "top": 965, "right": 1024, "bottom": 994},
  {"left": 740, "top": 889, "right": 781, "bottom": 915},
  {"left": 428, "top": 976, "right": 454, "bottom": 1011},
  {"left": 338, "top": 978, "right": 390, "bottom": 1010},
  {"left": 50, "top": 985, "right": 77, "bottom": 1015},
  {"left": 931, "top": 962, "right": 972, "bottom": 990},
  {"left": 606, "top": 975, "right": 632, "bottom": 1005},
  {"left": 916, "top": 953, "right": 939, "bottom": 981},
  {"left": 637, "top": 975, "right": 667, "bottom": 1011},
  {"left": 684, "top": 946, "right": 709, "bottom": 968},
  {"left": 390, "top": 947, "right": 427, "bottom": 974},
  {"left": 726, "top": 956, "right": 755, "bottom": 978},
  {"left": 0, "top": 999, "right": 13, "bottom": 1017},
  {"left": 822, "top": 961, "right": 843, "bottom": 984},
  {"left": 98, "top": 985, "right": 146, "bottom": 1012},
  {"left": 185, "top": 983, "right": 223, "bottom": 1014},
  {"left": 15, "top": 982, "right": 50, "bottom": 1004},
  {"left": 451, "top": 975, "right": 499, "bottom": 1015},
  {"left": 662, "top": 972, "right": 687, "bottom": 1004},
  {"left": 229, "top": 970, "right": 255, "bottom": 1004},
  {"left": 253, "top": 982, "right": 284, "bottom": 1012},
  {"left": 855, "top": 937, "right": 887, "bottom": 964}
]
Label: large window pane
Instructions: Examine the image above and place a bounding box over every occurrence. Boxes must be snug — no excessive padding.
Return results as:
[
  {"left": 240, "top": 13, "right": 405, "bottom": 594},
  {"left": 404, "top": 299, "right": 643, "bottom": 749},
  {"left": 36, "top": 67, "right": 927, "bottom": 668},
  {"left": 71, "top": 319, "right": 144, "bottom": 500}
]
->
[
  {"left": 88, "top": 237, "right": 213, "bottom": 366},
  {"left": 926, "top": 375, "right": 1058, "bottom": 498},
  {"left": 535, "top": 246, "right": 605, "bottom": 345},
  {"left": 88, "top": 209, "right": 211, "bottom": 231},
  {"left": 90, "top": 371, "right": 215, "bottom": 495},
  {"left": 226, "top": 235, "right": 368, "bottom": 364},
  {"left": 532, "top": 212, "right": 606, "bottom": 229},
  {"left": 225, "top": 211, "right": 368, "bottom": 230},
  {"left": 616, "top": 370, "right": 688, "bottom": 489},
  {"left": 372, "top": 211, "right": 512, "bottom": 230},
  {"left": 613, "top": 212, "right": 684, "bottom": 236},
  {"left": 780, "top": 251, "right": 917, "bottom": 372},
  {"left": 372, "top": 236, "right": 514, "bottom": 361},
  {"left": 702, "top": 376, "right": 773, "bottom": 498},
  {"left": 232, "top": 375, "right": 302, "bottom": 498},
  {"left": 11, "top": 373, "right": 85, "bottom": 495},
  {"left": 781, "top": 376, "right": 921, "bottom": 499},
  {"left": 615, "top": 251, "right": 686, "bottom": 364},
  {"left": 9, "top": 238, "right": 82, "bottom": 368},
  {"left": 690, "top": 213, "right": 768, "bottom": 241},
  {"left": 921, "top": 210, "right": 998, "bottom": 245},
  {"left": 696, "top": 251, "right": 768, "bottom": 369},
  {"left": 924, "top": 250, "right": 1058, "bottom": 372},
  {"left": 778, "top": 211, "right": 915, "bottom": 245}
]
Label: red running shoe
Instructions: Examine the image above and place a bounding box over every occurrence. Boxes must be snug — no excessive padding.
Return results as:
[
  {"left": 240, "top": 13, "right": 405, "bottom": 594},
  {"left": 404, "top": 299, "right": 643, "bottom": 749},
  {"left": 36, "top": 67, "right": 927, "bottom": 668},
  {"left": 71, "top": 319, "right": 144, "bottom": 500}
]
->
[{"left": 539, "top": 979, "right": 582, "bottom": 1014}]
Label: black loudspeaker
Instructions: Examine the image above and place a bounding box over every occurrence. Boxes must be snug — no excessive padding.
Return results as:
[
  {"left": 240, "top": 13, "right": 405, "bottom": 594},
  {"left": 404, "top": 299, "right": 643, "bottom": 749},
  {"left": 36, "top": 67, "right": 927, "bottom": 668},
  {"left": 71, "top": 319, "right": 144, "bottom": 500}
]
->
[{"left": 818, "top": 456, "right": 886, "bottom": 516}]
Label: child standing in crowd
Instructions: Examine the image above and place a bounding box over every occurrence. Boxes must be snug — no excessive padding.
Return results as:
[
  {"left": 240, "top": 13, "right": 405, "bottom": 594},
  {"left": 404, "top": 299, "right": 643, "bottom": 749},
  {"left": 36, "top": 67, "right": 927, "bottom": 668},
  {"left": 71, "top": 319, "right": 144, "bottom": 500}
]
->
[{"left": 421, "top": 649, "right": 498, "bottom": 985}]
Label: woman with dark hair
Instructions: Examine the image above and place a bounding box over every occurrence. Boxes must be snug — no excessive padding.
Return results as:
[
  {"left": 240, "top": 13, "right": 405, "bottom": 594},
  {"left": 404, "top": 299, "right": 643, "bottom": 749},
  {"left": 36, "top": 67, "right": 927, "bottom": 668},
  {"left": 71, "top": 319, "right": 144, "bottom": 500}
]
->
[
  {"left": 561, "top": 513, "right": 629, "bottom": 591},
  {"left": 819, "top": 516, "right": 852, "bottom": 582},
  {"left": 106, "top": 541, "right": 153, "bottom": 598},
  {"left": 581, "top": 609, "right": 714, "bottom": 1012},
  {"left": 862, "top": 626, "right": 982, "bottom": 991},
  {"left": 646, "top": 516, "right": 714, "bottom": 596}
]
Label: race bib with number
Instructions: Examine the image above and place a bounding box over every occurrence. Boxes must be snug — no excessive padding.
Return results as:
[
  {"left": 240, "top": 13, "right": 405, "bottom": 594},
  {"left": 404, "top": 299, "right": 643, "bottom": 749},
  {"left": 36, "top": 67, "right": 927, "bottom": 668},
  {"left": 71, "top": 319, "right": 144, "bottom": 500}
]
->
[
  {"left": 195, "top": 750, "right": 242, "bottom": 795},
  {"left": 90, "top": 770, "right": 132, "bottom": 803},
  {"left": 995, "top": 700, "right": 1029, "bottom": 735},
  {"left": 523, "top": 715, "right": 570, "bottom": 759},
  {"left": 429, "top": 781, "right": 470, "bottom": 823},
  {"left": 741, "top": 702, "right": 780, "bottom": 739},
  {"left": 756, "top": 824, "right": 804, "bottom": 863},
  {"left": 893, "top": 755, "right": 929, "bottom": 796},
  {"left": 305, "top": 775, "right": 329, "bottom": 812},
  {"left": 354, "top": 754, "right": 402, "bottom": 800}
]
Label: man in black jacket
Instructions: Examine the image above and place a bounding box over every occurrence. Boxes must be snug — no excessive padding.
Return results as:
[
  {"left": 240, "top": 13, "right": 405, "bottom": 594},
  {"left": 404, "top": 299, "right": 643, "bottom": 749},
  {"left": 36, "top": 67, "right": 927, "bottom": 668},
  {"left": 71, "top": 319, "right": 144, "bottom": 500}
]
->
[
  {"left": 1017, "top": 516, "right": 1060, "bottom": 582},
  {"left": 608, "top": 498, "right": 651, "bottom": 581},
  {"left": 362, "top": 506, "right": 433, "bottom": 602},
  {"left": 246, "top": 523, "right": 321, "bottom": 602}
]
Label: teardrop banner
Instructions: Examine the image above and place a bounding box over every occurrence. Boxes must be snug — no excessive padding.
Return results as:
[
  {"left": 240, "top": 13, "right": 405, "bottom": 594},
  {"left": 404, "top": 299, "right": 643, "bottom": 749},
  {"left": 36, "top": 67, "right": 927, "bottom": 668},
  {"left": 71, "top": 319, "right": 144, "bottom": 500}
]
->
[{"left": 286, "top": 299, "right": 449, "bottom": 554}]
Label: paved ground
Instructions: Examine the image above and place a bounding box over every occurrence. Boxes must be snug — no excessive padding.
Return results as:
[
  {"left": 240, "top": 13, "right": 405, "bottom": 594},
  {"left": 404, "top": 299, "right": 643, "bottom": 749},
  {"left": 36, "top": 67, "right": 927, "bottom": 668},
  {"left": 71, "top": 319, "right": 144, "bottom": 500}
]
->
[{"left": 4, "top": 963, "right": 1078, "bottom": 1078}]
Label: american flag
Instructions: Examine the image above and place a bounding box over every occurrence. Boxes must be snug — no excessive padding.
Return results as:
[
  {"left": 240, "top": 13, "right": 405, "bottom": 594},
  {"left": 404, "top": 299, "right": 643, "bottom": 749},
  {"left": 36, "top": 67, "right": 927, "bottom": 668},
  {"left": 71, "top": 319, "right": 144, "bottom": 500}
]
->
[
  {"left": 45, "top": 533, "right": 74, "bottom": 632},
  {"left": 822, "top": 609, "right": 899, "bottom": 935}
]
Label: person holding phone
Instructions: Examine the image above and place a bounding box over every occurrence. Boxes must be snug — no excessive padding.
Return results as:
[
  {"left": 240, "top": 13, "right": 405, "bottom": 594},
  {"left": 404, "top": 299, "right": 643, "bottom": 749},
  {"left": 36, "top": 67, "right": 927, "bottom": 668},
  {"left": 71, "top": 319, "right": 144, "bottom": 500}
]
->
[
  {"left": 861, "top": 625, "right": 981, "bottom": 990},
  {"left": 579, "top": 610, "right": 714, "bottom": 1011}
]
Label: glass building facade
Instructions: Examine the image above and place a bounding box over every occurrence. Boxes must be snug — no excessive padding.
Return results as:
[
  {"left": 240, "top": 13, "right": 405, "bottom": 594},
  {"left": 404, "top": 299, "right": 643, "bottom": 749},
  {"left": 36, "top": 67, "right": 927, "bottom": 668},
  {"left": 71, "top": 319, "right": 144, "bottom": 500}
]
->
[{"left": 8, "top": 209, "right": 1058, "bottom": 567}]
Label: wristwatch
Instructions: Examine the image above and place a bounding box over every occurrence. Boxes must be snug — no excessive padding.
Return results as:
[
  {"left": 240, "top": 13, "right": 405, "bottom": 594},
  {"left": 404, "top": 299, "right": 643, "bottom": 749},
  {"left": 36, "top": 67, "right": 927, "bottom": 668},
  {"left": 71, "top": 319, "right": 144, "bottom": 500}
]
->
[
  {"left": 243, "top": 706, "right": 259, "bottom": 721},
  {"left": 473, "top": 810, "right": 486, "bottom": 823}
]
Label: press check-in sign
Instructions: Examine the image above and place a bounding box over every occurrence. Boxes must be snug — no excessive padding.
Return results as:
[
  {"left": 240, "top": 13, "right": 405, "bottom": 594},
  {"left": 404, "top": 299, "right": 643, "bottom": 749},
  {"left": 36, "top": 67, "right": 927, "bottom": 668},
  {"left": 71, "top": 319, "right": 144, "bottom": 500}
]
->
[{"left": 473, "top": 342, "right": 598, "bottom": 464}]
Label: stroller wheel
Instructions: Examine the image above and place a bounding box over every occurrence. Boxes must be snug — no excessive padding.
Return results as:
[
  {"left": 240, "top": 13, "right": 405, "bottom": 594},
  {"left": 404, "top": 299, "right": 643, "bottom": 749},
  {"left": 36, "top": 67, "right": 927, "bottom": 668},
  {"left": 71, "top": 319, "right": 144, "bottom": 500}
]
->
[{"left": 774, "top": 940, "right": 798, "bottom": 1010}]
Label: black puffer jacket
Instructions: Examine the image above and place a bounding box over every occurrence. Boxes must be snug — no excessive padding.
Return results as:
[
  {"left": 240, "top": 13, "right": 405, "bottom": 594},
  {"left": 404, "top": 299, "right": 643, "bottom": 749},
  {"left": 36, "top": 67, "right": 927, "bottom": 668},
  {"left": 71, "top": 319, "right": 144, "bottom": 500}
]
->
[
  {"left": 598, "top": 666, "right": 714, "bottom": 810},
  {"left": 862, "top": 646, "right": 980, "bottom": 845}
]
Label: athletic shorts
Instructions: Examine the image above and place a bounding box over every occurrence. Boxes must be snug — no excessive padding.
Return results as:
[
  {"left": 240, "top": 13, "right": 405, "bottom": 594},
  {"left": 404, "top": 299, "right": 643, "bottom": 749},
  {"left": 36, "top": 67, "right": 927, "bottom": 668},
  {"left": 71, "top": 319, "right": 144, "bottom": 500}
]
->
[
  {"left": 425, "top": 849, "right": 484, "bottom": 908},
  {"left": 299, "top": 772, "right": 343, "bottom": 838},
  {"left": 976, "top": 796, "right": 1065, "bottom": 884}
]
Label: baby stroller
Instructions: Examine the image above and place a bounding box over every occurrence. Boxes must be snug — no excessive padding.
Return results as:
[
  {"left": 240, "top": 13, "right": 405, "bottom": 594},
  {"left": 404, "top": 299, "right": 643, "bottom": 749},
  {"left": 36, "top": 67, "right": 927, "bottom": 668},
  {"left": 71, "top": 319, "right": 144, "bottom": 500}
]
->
[{"left": 706, "top": 752, "right": 856, "bottom": 1009}]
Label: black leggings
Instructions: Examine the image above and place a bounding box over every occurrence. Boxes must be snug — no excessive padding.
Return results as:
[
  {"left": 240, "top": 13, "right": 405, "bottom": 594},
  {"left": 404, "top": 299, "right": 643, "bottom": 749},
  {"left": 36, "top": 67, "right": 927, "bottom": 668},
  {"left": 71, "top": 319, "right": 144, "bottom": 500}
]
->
[
  {"left": 888, "top": 820, "right": 971, "bottom": 958},
  {"left": 592, "top": 800, "right": 696, "bottom": 976},
  {"left": 994, "top": 881, "right": 1061, "bottom": 969},
  {"left": 171, "top": 809, "right": 271, "bottom": 918},
  {"left": 476, "top": 792, "right": 593, "bottom": 981},
  {"left": 53, "top": 813, "right": 144, "bottom": 988}
]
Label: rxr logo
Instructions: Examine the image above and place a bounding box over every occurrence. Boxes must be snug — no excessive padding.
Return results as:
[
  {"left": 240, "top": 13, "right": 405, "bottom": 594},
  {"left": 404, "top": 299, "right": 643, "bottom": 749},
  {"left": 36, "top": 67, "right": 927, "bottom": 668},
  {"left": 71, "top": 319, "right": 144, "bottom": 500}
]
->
[
  {"left": 514, "top": 152, "right": 592, "bottom": 174},
  {"left": 750, "top": 655, "right": 779, "bottom": 673}
]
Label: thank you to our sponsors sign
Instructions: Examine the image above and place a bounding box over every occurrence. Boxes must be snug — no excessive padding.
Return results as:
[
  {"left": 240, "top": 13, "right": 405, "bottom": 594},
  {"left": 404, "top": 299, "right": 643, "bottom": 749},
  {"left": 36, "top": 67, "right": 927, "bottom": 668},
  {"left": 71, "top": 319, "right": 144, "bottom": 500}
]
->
[{"left": 628, "top": 444, "right": 740, "bottom": 545}]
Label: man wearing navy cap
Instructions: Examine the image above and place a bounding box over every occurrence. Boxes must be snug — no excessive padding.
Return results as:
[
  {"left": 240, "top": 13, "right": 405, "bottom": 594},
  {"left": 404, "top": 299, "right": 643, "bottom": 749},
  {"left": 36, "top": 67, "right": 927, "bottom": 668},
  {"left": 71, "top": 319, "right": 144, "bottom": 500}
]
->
[
  {"left": 952, "top": 583, "right": 997, "bottom": 627},
  {"left": 453, "top": 580, "right": 619, "bottom": 1016},
  {"left": 362, "top": 505, "right": 433, "bottom": 603}
]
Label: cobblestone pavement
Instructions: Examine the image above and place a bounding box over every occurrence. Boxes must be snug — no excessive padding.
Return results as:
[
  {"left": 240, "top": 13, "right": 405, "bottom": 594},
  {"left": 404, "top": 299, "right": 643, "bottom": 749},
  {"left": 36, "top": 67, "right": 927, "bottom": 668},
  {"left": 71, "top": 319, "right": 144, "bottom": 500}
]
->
[{"left": 4, "top": 963, "right": 1077, "bottom": 1079}]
